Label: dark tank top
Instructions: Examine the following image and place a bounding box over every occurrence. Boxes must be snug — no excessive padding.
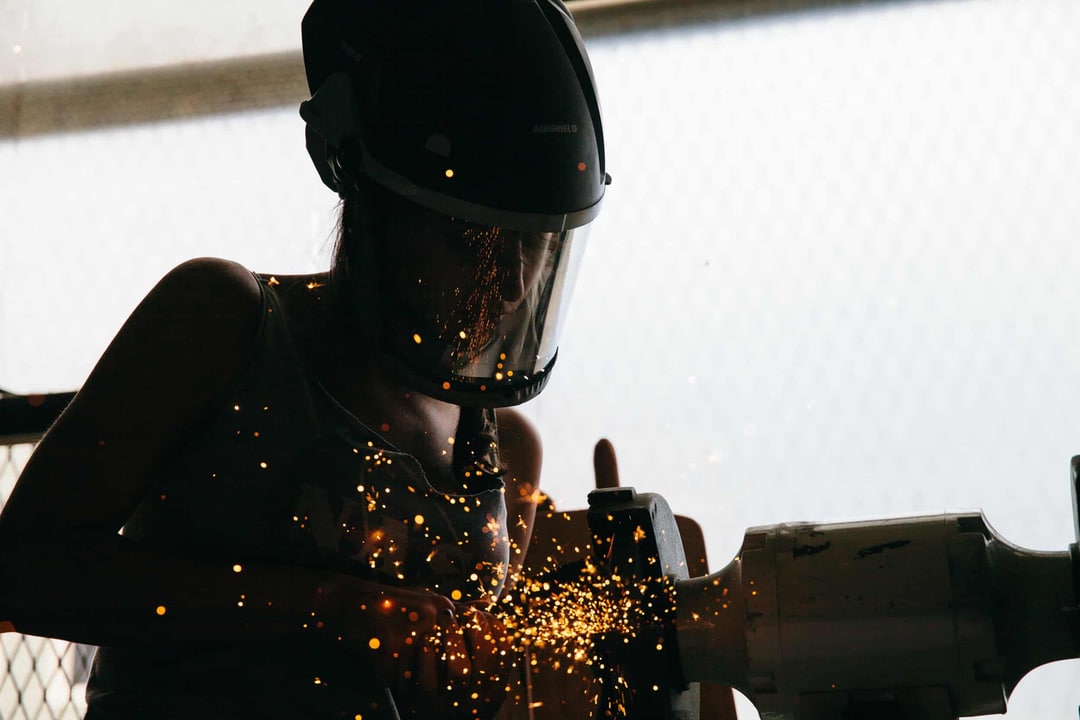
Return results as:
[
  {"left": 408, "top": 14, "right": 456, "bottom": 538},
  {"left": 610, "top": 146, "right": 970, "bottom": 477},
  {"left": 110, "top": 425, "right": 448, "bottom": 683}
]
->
[{"left": 85, "top": 275, "right": 511, "bottom": 719}]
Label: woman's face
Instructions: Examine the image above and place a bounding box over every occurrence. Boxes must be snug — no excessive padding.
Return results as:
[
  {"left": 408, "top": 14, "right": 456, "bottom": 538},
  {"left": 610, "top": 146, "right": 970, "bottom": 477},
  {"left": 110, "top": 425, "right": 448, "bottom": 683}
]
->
[{"left": 382, "top": 206, "right": 560, "bottom": 356}]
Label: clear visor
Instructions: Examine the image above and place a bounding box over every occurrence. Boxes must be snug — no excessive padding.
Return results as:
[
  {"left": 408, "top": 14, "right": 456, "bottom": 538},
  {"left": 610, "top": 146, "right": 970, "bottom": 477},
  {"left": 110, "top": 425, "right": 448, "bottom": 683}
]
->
[{"left": 381, "top": 217, "right": 590, "bottom": 406}]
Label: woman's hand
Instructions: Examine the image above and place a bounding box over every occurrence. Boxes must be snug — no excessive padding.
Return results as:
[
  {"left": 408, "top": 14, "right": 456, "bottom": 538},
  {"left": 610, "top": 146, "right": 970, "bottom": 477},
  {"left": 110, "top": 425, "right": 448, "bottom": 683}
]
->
[
  {"left": 329, "top": 581, "right": 515, "bottom": 716},
  {"left": 436, "top": 603, "right": 515, "bottom": 715},
  {"left": 593, "top": 438, "right": 621, "bottom": 489}
]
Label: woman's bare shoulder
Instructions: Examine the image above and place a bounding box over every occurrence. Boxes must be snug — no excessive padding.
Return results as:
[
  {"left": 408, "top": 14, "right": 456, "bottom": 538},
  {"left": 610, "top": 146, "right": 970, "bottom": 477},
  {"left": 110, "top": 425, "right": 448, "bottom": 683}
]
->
[
  {"left": 94, "top": 255, "right": 267, "bottom": 415},
  {"left": 152, "top": 256, "right": 263, "bottom": 311},
  {"left": 108, "top": 257, "right": 265, "bottom": 384},
  {"left": 0, "top": 258, "right": 267, "bottom": 535}
]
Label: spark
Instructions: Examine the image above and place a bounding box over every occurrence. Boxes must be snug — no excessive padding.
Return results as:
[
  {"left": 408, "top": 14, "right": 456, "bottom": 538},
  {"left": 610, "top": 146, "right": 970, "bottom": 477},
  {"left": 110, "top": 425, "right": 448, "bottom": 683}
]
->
[{"left": 492, "top": 560, "right": 672, "bottom": 717}]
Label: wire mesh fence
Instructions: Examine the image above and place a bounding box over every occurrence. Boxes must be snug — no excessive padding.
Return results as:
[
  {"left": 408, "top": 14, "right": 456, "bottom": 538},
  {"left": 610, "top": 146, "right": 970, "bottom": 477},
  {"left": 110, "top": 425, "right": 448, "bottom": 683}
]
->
[{"left": 1, "top": 433, "right": 92, "bottom": 719}]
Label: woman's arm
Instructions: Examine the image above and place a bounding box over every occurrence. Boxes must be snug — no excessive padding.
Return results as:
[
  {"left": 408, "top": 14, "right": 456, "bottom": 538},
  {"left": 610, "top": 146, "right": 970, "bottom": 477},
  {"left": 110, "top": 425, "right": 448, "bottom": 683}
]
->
[
  {"left": 494, "top": 407, "right": 542, "bottom": 589},
  {"left": 0, "top": 259, "right": 456, "bottom": 671},
  {"left": 1, "top": 257, "right": 264, "bottom": 542},
  {"left": 0, "top": 257, "right": 340, "bottom": 644}
]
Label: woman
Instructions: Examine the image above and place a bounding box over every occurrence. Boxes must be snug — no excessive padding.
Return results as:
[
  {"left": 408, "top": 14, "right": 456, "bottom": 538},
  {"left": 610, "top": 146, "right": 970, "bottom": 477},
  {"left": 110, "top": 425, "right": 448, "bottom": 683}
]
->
[{"left": 0, "top": 0, "right": 609, "bottom": 718}]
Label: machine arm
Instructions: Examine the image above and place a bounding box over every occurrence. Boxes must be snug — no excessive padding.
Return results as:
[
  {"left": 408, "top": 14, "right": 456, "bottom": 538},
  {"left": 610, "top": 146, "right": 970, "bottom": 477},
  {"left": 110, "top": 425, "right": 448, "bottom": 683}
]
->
[{"left": 579, "top": 467, "right": 1080, "bottom": 720}]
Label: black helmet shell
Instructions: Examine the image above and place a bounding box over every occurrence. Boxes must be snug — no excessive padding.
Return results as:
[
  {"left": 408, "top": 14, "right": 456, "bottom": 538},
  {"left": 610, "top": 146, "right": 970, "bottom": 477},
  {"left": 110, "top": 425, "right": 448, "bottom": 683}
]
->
[{"left": 301, "top": 0, "right": 607, "bottom": 231}]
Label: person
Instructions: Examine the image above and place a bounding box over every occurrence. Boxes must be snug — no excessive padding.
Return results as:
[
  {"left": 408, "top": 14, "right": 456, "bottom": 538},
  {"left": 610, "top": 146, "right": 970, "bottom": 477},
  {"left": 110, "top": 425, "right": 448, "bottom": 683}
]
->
[{"left": 0, "top": 0, "right": 609, "bottom": 718}]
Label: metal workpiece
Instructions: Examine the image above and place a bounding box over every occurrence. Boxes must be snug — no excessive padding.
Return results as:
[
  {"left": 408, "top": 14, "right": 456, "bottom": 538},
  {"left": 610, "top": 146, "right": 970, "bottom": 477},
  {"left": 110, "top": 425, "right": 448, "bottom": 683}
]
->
[
  {"left": 587, "top": 487, "right": 691, "bottom": 587},
  {"left": 586, "top": 487, "right": 700, "bottom": 719}
]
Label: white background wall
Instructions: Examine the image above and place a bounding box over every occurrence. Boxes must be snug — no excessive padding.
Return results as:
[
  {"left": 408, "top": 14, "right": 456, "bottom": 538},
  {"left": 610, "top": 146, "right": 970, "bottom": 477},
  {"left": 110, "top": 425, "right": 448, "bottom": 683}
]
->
[
  {"left": 1, "top": 0, "right": 310, "bottom": 83},
  {"left": 3, "top": 0, "right": 1080, "bottom": 717}
]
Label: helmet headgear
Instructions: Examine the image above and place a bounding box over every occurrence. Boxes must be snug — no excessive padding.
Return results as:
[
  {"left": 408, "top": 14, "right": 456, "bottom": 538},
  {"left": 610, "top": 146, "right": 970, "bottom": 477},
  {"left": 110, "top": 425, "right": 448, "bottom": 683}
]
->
[{"left": 301, "top": 0, "right": 609, "bottom": 406}]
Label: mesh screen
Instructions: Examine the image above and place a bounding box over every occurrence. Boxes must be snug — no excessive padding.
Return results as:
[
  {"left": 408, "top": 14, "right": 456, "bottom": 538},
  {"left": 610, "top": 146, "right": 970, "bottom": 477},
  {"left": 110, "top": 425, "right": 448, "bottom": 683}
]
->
[{"left": 1, "top": 443, "right": 92, "bottom": 720}]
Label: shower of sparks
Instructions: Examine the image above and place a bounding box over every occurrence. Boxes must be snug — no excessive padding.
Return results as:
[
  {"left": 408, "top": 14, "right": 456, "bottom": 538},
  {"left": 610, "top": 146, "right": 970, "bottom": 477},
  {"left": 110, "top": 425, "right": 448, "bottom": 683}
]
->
[
  {"left": 501, "top": 562, "right": 641, "bottom": 649},
  {"left": 209, "top": 392, "right": 670, "bottom": 716},
  {"left": 494, "top": 555, "right": 673, "bottom": 719}
]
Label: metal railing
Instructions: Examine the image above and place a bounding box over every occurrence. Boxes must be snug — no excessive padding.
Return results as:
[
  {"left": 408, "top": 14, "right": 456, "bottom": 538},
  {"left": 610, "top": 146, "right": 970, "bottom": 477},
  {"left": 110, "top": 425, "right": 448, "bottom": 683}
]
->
[{"left": 0, "top": 391, "right": 91, "bottom": 720}]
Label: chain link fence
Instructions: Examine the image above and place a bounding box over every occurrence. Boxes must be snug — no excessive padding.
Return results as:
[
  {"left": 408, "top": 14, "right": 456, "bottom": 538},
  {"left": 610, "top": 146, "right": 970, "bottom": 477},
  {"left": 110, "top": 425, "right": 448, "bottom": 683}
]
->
[{"left": 1, "top": 398, "right": 92, "bottom": 720}]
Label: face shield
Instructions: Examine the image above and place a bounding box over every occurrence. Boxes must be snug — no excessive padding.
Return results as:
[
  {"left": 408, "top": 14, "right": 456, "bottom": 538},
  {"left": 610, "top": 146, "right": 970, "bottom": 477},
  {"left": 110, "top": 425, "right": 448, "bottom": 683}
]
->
[
  {"left": 379, "top": 212, "right": 590, "bottom": 407},
  {"left": 302, "top": 0, "right": 609, "bottom": 405}
]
